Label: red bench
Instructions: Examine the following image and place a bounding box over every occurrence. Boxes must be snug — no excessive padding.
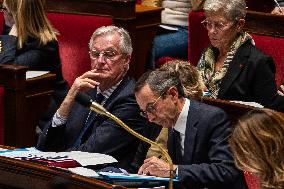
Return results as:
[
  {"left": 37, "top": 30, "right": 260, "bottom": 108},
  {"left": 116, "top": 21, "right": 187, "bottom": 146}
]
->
[{"left": 47, "top": 13, "right": 112, "bottom": 85}]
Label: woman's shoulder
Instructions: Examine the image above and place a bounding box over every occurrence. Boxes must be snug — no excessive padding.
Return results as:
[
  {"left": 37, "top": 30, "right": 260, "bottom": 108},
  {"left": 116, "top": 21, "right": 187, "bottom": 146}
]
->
[
  {"left": 24, "top": 37, "right": 59, "bottom": 50},
  {"left": 239, "top": 42, "right": 272, "bottom": 60},
  {"left": 237, "top": 42, "right": 275, "bottom": 71}
]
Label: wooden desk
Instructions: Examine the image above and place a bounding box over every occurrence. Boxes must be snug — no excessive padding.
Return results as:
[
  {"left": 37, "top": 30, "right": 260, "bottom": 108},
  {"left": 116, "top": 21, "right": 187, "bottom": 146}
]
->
[
  {"left": 201, "top": 97, "right": 255, "bottom": 125},
  {"left": 0, "top": 153, "right": 127, "bottom": 189},
  {"left": 0, "top": 65, "right": 56, "bottom": 147}
]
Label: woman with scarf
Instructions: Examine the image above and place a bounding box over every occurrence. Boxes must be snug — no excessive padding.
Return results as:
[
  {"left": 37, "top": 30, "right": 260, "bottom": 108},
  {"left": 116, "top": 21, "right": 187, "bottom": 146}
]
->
[{"left": 197, "top": 0, "right": 284, "bottom": 112}]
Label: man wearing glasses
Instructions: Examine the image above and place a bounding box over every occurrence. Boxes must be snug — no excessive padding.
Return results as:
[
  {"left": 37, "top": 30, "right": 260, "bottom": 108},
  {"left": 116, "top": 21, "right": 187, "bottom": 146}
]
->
[
  {"left": 37, "top": 26, "right": 152, "bottom": 170},
  {"left": 134, "top": 70, "right": 247, "bottom": 189}
]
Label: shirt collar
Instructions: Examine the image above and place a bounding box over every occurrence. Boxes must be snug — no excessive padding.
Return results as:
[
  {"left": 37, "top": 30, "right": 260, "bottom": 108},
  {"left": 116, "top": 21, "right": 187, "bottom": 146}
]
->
[
  {"left": 97, "top": 80, "right": 122, "bottom": 99},
  {"left": 173, "top": 98, "right": 190, "bottom": 135}
]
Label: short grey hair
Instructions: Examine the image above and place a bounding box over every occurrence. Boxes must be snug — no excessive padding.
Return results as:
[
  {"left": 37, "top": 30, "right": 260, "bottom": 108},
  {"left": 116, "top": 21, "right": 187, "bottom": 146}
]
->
[
  {"left": 135, "top": 70, "right": 185, "bottom": 98},
  {"left": 89, "top": 25, "right": 133, "bottom": 55},
  {"left": 204, "top": 0, "right": 246, "bottom": 21}
]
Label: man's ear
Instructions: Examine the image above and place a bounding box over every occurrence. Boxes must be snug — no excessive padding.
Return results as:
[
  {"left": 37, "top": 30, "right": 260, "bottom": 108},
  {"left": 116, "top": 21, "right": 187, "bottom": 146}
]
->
[
  {"left": 168, "top": 86, "right": 179, "bottom": 100},
  {"left": 236, "top": 18, "right": 245, "bottom": 32},
  {"left": 123, "top": 54, "right": 131, "bottom": 70}
]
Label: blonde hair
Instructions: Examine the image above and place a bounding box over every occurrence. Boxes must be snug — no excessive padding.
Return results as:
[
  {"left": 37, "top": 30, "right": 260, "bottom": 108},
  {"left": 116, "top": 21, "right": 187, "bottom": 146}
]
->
[
  {"left": 159, "top": 60, "right": 204, "bottom": 100},
  {"left": 4, "top": 0, "right": 58, "bottom": 48},
  {"left": 229, "top": 109, "right": 284, "bottom": 189}
]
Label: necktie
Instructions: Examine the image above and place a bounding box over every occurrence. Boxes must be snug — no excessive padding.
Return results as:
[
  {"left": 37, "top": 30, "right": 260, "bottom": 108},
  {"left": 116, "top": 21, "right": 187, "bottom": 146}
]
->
[
  {"left": 73, "top": 93, "right": 105, "bottom": 147},
  {"left": 95, "top": 93, "right": 105, "bottom": 104},
  {"left": 173, "top": 129, "right": 183, "bottom": 163},
  {"left": 168, "top": 129, "right": 183, "bottom": 164}
]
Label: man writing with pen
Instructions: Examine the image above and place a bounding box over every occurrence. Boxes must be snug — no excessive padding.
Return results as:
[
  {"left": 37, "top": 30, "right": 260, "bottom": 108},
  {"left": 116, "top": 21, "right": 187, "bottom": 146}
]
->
[{"left": 133, "top": 70, "right": 248, "bottom": 189}]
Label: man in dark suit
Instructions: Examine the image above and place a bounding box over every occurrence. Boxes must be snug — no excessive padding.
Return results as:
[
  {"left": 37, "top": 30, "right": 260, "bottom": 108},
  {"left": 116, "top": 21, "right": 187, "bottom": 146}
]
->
[
  {"left": 134, "top": 70, "right": 248, "bottom": 189},
  {"left": 37, "top": 26, "right": 148, "bottom": 170}
]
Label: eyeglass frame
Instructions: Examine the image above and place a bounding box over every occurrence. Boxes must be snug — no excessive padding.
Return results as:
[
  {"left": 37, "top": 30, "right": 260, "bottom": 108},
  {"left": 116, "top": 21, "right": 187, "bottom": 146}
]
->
[
  {"left": 201, "top": 19, "right": 236, "bottom": 32},
  {"left": 140, "top": 89, "right": 168, "bottom": 118},
  {"left": 89, "top": 48, "right": 125, "bottom": 61}
]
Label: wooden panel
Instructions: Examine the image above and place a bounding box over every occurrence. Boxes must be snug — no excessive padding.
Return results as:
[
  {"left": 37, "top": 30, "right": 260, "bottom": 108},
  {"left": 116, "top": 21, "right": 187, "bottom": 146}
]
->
[
  {"left": 245, "top": 10, "right": 284, "bottom": 37},
  {"left": 0, "top": 65, "right": 56, "bottom": 147},
  {"left": 201, "top": 97, "right": 255, "bottom": 125},
  {"left": 0, "top": 154, "right": 125, "bottom": 189}
]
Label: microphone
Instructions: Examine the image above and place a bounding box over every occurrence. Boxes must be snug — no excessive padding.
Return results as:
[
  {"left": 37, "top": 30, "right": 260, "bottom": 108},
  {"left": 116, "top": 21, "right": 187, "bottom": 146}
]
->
[
  {"left": 75, "top": 92, "right": 109, "bottom": 116},
  {"left": 75, "top": 92, "right": 174, "bottom": 189}
]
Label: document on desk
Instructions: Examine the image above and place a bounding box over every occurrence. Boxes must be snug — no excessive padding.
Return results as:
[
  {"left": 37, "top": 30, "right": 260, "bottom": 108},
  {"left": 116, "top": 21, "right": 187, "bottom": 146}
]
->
[
  {"left": 0, "top": 149, "right": 117, "bottom": 166},
  {"left": 98, "top": 172, "right": 179, "bottom": 182},
  {"left": 26, "top": 71, "right": 49, "bottom": 79}
]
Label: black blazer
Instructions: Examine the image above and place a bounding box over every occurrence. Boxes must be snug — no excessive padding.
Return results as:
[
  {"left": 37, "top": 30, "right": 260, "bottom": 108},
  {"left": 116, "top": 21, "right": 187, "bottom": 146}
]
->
[
  {"left": 168, "top": 100, "right": 247, "bottom": 189},
  {"left": 37, "top": 76, "right": 149, "bottom": 170},
  {"left": 217, "top": 41, "right": 284, "bottom": 112}
]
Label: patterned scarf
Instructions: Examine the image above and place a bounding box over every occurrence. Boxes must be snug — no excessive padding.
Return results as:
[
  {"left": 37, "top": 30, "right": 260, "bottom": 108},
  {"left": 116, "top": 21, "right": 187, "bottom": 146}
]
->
[{"left": 197, "top": 32, "right": 254, "bottom": 98}]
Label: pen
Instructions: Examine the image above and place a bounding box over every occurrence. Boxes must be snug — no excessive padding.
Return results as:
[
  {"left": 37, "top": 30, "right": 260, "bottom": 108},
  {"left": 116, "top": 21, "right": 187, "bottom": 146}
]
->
[{"left": 273, "top": 0, "right": 283, "bottom": 13}]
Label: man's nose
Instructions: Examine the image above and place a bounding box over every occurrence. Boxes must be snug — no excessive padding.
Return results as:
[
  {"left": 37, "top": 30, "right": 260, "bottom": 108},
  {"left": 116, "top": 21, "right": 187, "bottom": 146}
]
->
[{"left": 97, "top": 54, "right": 106, "bottom": 63}]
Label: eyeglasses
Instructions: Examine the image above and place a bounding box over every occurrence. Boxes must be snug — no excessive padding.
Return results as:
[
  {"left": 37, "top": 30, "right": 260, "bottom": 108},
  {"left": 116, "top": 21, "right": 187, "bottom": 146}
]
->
[
  {"left": 140, "top": 90, "right": 167, "bottom": 118},
  {"left": 89, "top": 49, "right": 122, "bottom": 61},
  {"left": 201, "top": 19, "right": 233, "bottom": 31}
]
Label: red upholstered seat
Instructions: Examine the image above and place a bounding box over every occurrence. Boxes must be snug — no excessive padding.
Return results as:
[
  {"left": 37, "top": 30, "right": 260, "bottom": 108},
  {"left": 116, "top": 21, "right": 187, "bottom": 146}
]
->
[
  {"left": 47, "top": 13, "right": 112, "bottom": 85},
  {"left": 0, "top": 86, "right": 4, "bottom": 144},
  {"left": 155, "top": 56, "right": 178, "bottom": 67},
  {"left": 188, "top": 11, "right": 209, "bottom": 66},
  {"left": 244, "top": 171, "right": 260, "bottom": 189},
  {"left": 251, "top": 34, "right": 284, "bottom": 86}
]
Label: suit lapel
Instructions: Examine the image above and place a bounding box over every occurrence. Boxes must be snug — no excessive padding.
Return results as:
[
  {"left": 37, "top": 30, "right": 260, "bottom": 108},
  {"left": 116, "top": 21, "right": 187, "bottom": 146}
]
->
[
  {"left": 182, "top": 100, "right": 198, "bottom": 163},
  {"left": 218, "top": 42, "right": 251, "bottom": 98},
  {"left": 103, "top": 75, "right": 131, "bottom": 110}
]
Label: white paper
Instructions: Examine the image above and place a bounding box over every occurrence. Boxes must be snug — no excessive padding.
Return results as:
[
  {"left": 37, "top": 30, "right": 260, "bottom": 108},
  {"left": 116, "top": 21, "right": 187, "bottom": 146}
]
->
[
  {"left": 68, "top": 167, "right": 99, "bottom": 177},
  {"left": 0, "top": 150, "right": 117, "bottom": 166},
  {"left": 159, "top": 24, "right": 178, "bottom": 31},
  {"left": 26, "top": 71, "right": 49, "bottom": 79}
]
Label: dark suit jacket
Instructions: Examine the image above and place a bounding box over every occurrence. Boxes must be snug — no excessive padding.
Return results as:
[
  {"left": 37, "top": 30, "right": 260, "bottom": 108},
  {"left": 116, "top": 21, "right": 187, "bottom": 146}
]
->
[
  {"left": 168, "top": 99, "right": 247, "bottom": 189},
  {"left": 217, "top": 41, "right": 284, "bottom": 112},
  {"left": 37, "top": 76, "right": 149, "bottom": 170}
]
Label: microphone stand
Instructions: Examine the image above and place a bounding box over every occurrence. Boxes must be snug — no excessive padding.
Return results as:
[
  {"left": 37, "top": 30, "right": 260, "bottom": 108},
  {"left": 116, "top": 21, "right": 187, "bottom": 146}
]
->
[{"left": 90, "top": 103, "right": 174, "bottom": 189}]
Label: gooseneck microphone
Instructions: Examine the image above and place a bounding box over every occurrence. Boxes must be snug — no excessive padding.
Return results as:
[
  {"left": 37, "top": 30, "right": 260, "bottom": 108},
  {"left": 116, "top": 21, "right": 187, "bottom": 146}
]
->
[
  {"left": 75, "top": 92, "right": 174, "bottom": 189},
  {"left": 75, "top": 92, "right": 109, "bottom": 116}
]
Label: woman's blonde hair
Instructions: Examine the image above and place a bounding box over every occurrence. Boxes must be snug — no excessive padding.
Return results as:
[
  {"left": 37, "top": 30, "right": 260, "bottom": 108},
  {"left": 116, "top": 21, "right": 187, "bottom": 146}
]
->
[
  {"left": 4, "top": 0, "right": 58, "bottom": 48},
  {"left": 159, "top": 60, "right": 204, "bottom": 100},
  {"left": 229, "top": 109, "right": 284, "bottom": 189}
]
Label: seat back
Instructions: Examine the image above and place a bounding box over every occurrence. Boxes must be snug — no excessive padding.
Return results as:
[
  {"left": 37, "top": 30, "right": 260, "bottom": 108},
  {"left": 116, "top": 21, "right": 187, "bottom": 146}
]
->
[
  {"left": 47, "top": 13, "right": 112, "bottom": 85},
  {"left": 251, "top": 34, "right": 284, "bottom": 86},
  {"left": 188, "top": 11, "right": 209, "bottom": 66}
]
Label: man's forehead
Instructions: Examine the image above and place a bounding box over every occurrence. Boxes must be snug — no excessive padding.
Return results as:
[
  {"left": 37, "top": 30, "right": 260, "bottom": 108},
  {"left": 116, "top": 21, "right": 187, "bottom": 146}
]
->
[
  {"left": 137, "top": 85, "right": 156, "bottom": 99},
  {"left": 92, "top": 33, "right": 120, "bottom": 48}
]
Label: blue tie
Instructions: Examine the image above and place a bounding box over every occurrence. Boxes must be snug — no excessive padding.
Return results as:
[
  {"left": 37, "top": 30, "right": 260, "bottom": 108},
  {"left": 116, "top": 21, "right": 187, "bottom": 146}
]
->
[{"left": 73, "top": 93, "right": 105, "bottom": 147}]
